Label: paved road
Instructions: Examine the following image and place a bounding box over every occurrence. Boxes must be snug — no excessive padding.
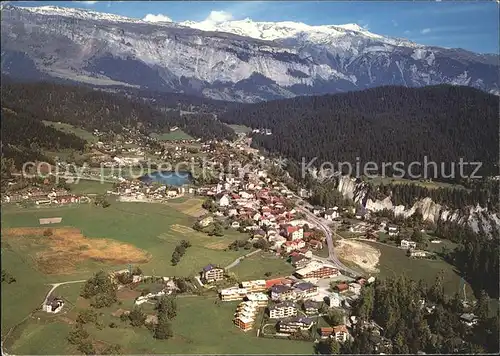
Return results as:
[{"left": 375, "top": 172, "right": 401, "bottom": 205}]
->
[
  {"left": 225, "top": 249, "right": 262, "bottom": 270},
  {"left": 42, "top": 280, "right": 87, "bottom": 307},
  {"left": 280, "top": 183, "right": 360, "bottom": 276},
  {"left": 297, "top": 206, "right": 360, "bottom": 276}
]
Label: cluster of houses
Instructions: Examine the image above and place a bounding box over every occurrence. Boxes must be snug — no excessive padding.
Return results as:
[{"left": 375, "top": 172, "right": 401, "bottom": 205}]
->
[
  {"left": 200, "top": 257, "right": 372, "bottom": 341},
  {"left": 196, "top": 172, "right": 328, "bottom": 254},
  {"left": 2, "top": 187, "right": 89, "bottom": 206},
  {"left": 115, "top": 180, "right": 195, "bottom": 202}
]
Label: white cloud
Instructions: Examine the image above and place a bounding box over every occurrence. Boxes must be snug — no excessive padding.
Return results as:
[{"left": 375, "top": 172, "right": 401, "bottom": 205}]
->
[
  {"left": 420, "top": 28, "right": 432, "bottom": 35},
  {"left": 205, "top": 10, "right": 233, "bottom": 23},
  {"left": 404, "top": 30, "right": 411, "bottom": 35},
  {"left": 75, "top": 1, "right": 98, "bottom": 5},
  {"left": 142, "top": 13, "right": 173, "bottom": 23},
  {"left": 392, "top": 20, "right": 398, "bottom": 27}
]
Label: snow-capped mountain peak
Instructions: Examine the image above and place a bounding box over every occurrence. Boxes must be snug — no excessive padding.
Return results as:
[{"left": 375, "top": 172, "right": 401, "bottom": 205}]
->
[
  {"left": 179, "top": 17, "right": 384, "bottom": 42},
  {"left": 1, "top": 4, "right": 498, "bottom": 102},
  {"left": 17, "top": 5, "right": 143, "bottom": 24}
]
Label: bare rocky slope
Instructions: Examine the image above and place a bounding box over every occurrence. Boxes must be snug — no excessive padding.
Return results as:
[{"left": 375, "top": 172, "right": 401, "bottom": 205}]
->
[{"left": 336, "top": 176, "right": 500, "bottom": 236}]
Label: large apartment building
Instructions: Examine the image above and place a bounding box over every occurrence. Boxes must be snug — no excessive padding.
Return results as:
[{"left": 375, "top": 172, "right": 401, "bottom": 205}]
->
[
  {"left": 270, "top": 284, "right": 296, "bottom": 301},
  {"left": 240, "top": 280, "right": 267, "bottom": 293},
  {"left": 268, "top": 302, "right": 298, "bottom": 319},
  {"left": 201, "top": 264, "right": 224, "bottom": 283},
  {"left": 234, "top": 301, "right": 259, "bottom": 332},
  {"left": 220, "top": 287, "right": 248, "bottom": 301},
  {"left": 245, "top": 292, "right": 269, "bottom": 307},
  {"left": 293, "top": 282, "right": 319, "bottom": 299},
  {"left": 295, "top": 261, "right": 339, "bottom": 279}
]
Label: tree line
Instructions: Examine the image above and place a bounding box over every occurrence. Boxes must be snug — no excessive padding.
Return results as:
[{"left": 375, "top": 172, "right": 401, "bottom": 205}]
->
[
  {"left": 436, "top": 221, "right": 499, "bottom": 299},
  {"left": 1, "top": 107, "right": 86, "bottom": 169}
]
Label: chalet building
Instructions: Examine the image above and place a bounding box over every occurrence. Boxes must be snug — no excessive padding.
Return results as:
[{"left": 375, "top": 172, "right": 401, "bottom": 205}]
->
[
  {"left": 295, "top": 261, "right": 339, "bottom": 279},
  {"left": 268, "top": 302, "right": 298, "bottom": 319},
  {"left": 43, "top": 296, "right": 64, "bottom": 313},
  {"left": 278, "top": 317, "right": 314, "bottom": 333},
  {"left": 201, "top": 264, "right": 224, "bottom": 283},
  {"left": 400, "top": 239, "right": 417, "bottom": 249},
  {"left": 289, "top": 254, "right": 311, "bottom": 268},
  {"left": 388, "top": 225, "right": 399, "bottom": 236},
  {"left": 320, "top": 325, "right": 349, "bottom": 342},
  {"left": 245, "top": 293, "right": 269, "bottom": 307},
  {"left": 219, "top": 287, "right": 248, "bottom": 301},
  {"left": 335, "top": 283, "right": 349, "bottom": 293},
  {"left": 270, "top": 284, "right": 296, "bottom": 301},
  {"left": 303, "top": 300, "right": 322, "bottom": 315},
  {"left": 240, "top": 280, "right": 267, "bottom": 293},
  {"left": 293, "top": 282, "right": 319, "bottom": 299}
]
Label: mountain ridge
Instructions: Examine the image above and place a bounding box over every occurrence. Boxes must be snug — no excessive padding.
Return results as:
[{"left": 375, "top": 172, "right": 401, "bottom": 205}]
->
[{"left": 1, "top": 4, "right": 498, "bottom": 102}]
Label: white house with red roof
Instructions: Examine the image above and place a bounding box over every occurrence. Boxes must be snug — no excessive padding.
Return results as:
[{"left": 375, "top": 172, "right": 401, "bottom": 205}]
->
[
  {"left": 284, "top": 239, "right": 306, "bottom": 253},
  {"left": 285, "top": 225, "right": 304, "bottom": 241}
]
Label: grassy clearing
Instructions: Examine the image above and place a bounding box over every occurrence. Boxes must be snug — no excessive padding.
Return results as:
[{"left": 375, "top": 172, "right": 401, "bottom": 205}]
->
[
  {"left": 228, "top": 124, "right": 252, "bottom": 134},
  {"left": 8, "top": 295, "right": 315, "bottom": 354},
  {"left": 1, "top": 249, "right": 50, "bottom": 332},
  {"left": 167, "top": 197, "right": 205, "bottom": 217},
  {"left": 8, "top": 322, "right": 76, "bottom": 355},
  {"left": 42, "top": 121, "right": 97, "bottom": 143},
  {"left": 85, "top": 297, "right": 314, "bottom": 354},
  {"left": 365, "top": 241, "right": 473, "bottom": 298},
  {"left": 367, "top": 176, "right": 467, "bottom": 190},
  {"left": 68, "top": 180, "right": 115, "bottom": 195},
  {"left": 231, "top": 252, "right": 295, "bottom": 280},
  {"left": 150, "top": 130, "right": 193, "bottom": 141}
]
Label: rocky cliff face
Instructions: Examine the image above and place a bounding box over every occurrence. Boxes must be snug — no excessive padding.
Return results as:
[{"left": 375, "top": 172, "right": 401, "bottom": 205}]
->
[
  {"left": 337, "top": 176, "right": 499, "bottom": 235},
  {"left": 1, "top": 5, "right": 498, "bottom": 102}
]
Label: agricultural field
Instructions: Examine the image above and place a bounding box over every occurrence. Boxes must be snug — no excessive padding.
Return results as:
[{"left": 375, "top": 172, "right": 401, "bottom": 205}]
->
[
  {"left": 150, "top": 130, "right": 193, "bottom": 141},
  {"left": 6, "top": 292, "right": 315, "bottom": 355},
  {"left": 367, "top": 176, "right": 468, "bottom": 190},
  {"left": 1, "top": 201, "right": 250, "bottom": 279},
  {"left": 42, "top": 121, "right": 97, "bottom": 143},
  {"left": 68, "top": 180, "right": 115, "bottom": 195},
  {"left": 363, "top": 241, "right": 474, "bottom": 298},
  {"left": 230, "top": 251, "right": 295, "bottom": 280},
  {"left": 1, "top": 199, "right": 270, "bottom": 353}
]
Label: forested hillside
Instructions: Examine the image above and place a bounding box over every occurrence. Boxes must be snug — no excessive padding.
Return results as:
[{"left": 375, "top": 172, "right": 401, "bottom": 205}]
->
[
  {"left": 1, "top": 107, "right": 86, "bottom": 168},
  {"left": 1, "top": 80, "right": 235, "bottom": 140},
  {"left": 335, "top": 274, "right": 499, "bottom": 354},
  {"left": 220, "top": 85, "right": 498, "bottom": 178}
]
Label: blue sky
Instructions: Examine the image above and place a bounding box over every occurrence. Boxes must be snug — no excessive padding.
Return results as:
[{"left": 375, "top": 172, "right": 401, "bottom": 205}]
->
[{"left": 14, "top": 1, "right": 499, "bottom": 54}]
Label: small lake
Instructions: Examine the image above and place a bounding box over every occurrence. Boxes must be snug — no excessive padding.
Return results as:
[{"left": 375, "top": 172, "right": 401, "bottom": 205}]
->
[{"left": 139, "top": 171, "right": 193, "bottom": 186}]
